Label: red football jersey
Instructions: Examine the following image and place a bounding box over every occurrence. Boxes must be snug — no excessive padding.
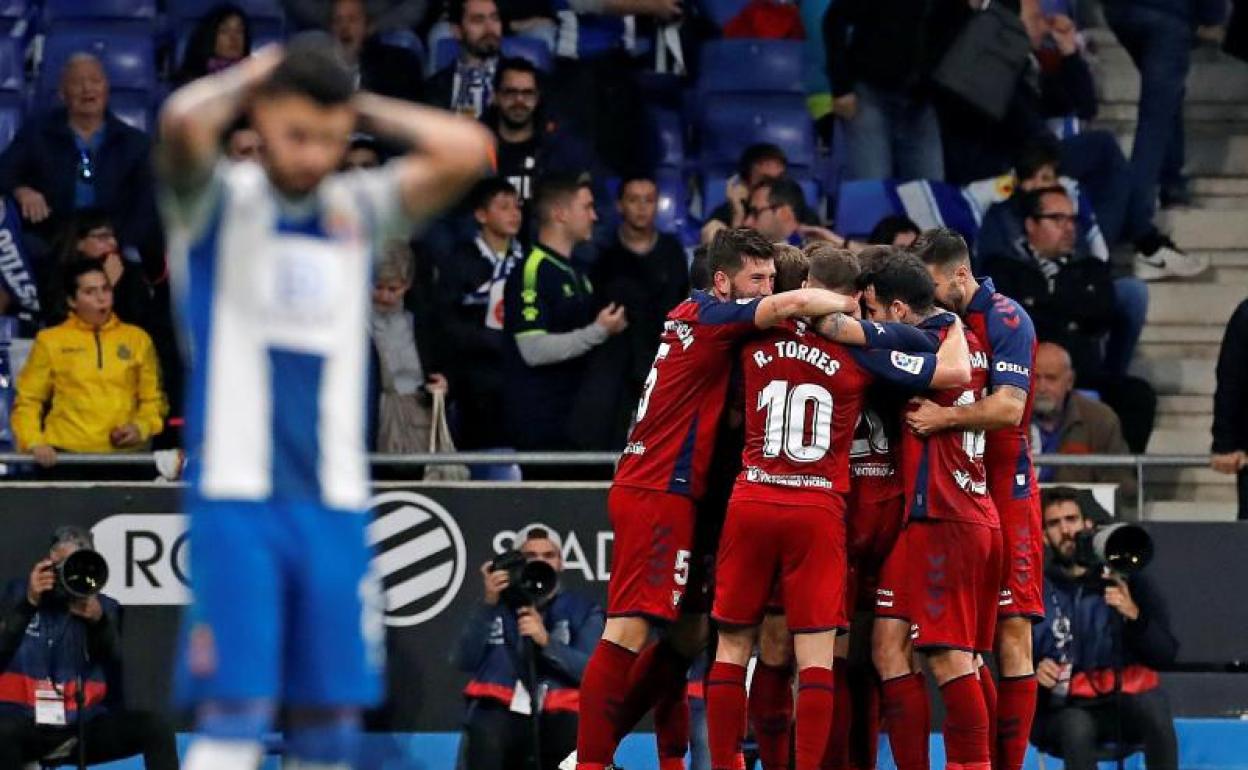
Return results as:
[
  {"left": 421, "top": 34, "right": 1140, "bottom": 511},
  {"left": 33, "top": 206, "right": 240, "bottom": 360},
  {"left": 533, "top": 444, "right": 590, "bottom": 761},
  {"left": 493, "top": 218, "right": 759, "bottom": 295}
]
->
[
  {"left": 897, "top": 317, "right": 999, "bottom": 528},
  {"left": 849, "top": 402, "right": 902, "bottom": 504},
  {"left": 732, "top": 320, "right": 873, "bottom": 507},
  {"left": 613, "top": 290, "right": 762, "bottom": 500}
]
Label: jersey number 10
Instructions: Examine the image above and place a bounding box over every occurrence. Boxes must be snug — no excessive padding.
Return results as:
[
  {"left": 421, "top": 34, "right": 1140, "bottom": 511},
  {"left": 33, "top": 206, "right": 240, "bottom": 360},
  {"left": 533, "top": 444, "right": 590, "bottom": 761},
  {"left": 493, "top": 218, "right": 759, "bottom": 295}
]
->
[{"left": 758, "top": 380, "right": 834, "bottom": 463}]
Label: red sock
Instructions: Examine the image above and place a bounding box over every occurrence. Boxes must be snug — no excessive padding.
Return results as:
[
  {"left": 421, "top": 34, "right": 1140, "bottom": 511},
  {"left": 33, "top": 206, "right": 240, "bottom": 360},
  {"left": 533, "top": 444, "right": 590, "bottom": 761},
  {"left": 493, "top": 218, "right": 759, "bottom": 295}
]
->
[
  {"left": 822, "top": 664, "right": 852, "bottom": 770},
  {"left": 847, "top": 663, "right": 879, "bottom": 770},
  {"left": 879, "top": 672, "right": 930, "bottom": 770},
  {"left": 655, "top": 679, "right": 690, "bottom": 770},
  {"left": 576, "top": 640, "right": 638, "bottom": 769},
  {"left": 977, "top": 665, "right": 998, "bottom": 770},
  {"left": 795, "top": 667, "right": 836, "bottom": 770},
  {"left": 749, "top": 660, "right": 794, "bottom": 770},
  {"left": 939, "top": 673, "right": 990, "bottom": 769},
  {"left": 613, "top": 640, "right": 692, "bottom": 744},
  {"left": 996, "top": 675, "right": 1036, "bottom": 770},
  {"left": 707, "top": 662, "right": 749, "bottom": 770}
]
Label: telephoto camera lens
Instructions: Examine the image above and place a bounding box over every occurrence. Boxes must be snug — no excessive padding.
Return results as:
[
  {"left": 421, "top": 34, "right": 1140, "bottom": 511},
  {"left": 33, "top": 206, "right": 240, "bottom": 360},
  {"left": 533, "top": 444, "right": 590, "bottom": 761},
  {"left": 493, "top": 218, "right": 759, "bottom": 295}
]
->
[{"left": 56, "top": 549, "right": 110, "bottom": 599}]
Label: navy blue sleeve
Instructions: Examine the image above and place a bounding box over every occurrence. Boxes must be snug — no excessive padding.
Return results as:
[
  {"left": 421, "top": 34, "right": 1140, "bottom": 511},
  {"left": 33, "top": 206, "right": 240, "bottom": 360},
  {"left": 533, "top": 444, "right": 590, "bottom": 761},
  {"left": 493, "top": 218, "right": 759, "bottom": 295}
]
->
[
  {"left": 850, "top": 349, "right": 937, "bottom": 391},
  {"left": 858, "top": 319, "right": 941, "bottom": 353},
  {"left": 697, "top": 295, "right": 762, "bottom": 326},
  {"left": 453, "top": 604, "right": 503, "bottom": 673},
  {"left": 984, "top": 301, "right": 1036, "bottom": 393},
  {"left": 540, "top": 600, "right": 605, "bottom": 685}
]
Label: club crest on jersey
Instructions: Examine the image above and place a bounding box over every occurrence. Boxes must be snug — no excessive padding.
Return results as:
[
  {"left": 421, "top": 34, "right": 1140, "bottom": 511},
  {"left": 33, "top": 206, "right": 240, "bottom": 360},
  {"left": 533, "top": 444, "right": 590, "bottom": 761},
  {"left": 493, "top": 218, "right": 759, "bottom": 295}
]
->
[{"left": 889, "top": 351, "right": 924, "bottom": 375}]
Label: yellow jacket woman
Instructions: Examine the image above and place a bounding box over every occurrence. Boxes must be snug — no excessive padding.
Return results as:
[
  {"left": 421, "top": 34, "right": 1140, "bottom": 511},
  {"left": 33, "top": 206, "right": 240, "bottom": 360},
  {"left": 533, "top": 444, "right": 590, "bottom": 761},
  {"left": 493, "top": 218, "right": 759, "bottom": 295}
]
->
[{"left": 12, "top": 262, "right": 166, "bottom": 463}]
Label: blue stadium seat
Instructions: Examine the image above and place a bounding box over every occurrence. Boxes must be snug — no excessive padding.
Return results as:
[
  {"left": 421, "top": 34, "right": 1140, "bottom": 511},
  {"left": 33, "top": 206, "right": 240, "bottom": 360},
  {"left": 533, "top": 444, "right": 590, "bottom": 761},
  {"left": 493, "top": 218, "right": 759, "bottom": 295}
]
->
[
  {"left": 696, "top": 39, "right": 804, "bottom": 95},
  {"left": 0, "top": 38, "right": 21, "bottom": 92},
  {"left": 379, "top": 28, "right": 425, "bottom": 61},
  {"left": 833, "top": 180, "right": 899, "bottom": 240},
  {"left": 698, "top": 0, "right": 749, "bottom": 28},
  {"left": 433, "top": 36, "right": 553, "bottom": 74},
  {"left": 108, "top": 92, "right": 150, "bottom": 132},
  {"left": 0, "top": 0, "right": 29, "bottom": 32},
  {"left": 650, "top": 108, "right": 684, "bottom": 168},
  {"left": 0, "top": 99, "right": 21, "bottom": 152},
  {"left": 39, "top": 32, "right": 156, "bottom": 98},
  {"left": 43, "top": 0, "right": 156, "bottom": 24},
  {"left": 697, "top": 94, "right": 814, "bottom": 173},
  {"left": 654, "top": 167, "right": 688, "bottom": 235},
  {"left": 432, "top": 36, "right": 458, "bottom": 72}
]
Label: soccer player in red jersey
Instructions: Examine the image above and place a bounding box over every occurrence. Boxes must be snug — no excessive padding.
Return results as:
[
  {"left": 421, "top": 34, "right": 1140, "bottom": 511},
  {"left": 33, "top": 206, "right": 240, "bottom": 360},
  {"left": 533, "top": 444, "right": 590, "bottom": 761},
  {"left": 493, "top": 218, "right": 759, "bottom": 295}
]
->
[
  {"left": 574, "top": 228, "right": 860, "bottom": 770},
  {"left": 909, "top": 229, "right": 1042, "bottom": 770}
]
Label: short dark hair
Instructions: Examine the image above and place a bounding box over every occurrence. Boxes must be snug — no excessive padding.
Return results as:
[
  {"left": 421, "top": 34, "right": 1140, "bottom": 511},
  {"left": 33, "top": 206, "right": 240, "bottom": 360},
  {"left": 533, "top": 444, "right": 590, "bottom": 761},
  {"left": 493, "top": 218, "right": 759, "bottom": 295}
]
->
[
  {"left": 868, "top": 215, "right": 920, "bottom": 246},
  {"left": 772, "top": 243, "right": 809, "bottom": 292},
  {"left": 1041, "top": 486, "right": 1086, "bottom": 516},
  {"left": 854, "top": 245, "right": 896, "bottom": 289},
  {"left": 449, "top": 0, "right": 497, "bottom": 24},
  {"left": 256, "top": 33, "right": 354, "bottom": 106},
  {"left": 690, "top": 244, "right": 711, "bottom": 290},
  {"left": 863, "top": 253, "right": 935, "bottom": 315},
  {"left": 912, "top": 227, "right": 971, "bottom": 271},
  {"left": 494, "top": 56, "right": 539, "bottom": 92},
  {"left": 757, "top": 176, "right": 806, "bottom": 215},
  {"left": 737, "top": 142, "right": 787, "bottom": 182},
  {"left": 805, "top": 243, "right": 859, "bottom": 292},
  {"left": 469, "top": 176, "right": 519, "bottom": 211},
  {"left": 1022, "top": 185, "right": 1071, "bottom": 220},
  {"left": 707, "top": 227, "right": 775, "bottom": 281},
  {"left": 1016, "top": 137, "right": 1061, "bottom": 183},
  {"left": 533, "top": 173, "right": 590, "bottom": 225},
  {"left": 62, "top": 259, "right": 108, "bottom": 301},
  {"left": 617, "top": 174, "right": 657, "bottom": 200}
]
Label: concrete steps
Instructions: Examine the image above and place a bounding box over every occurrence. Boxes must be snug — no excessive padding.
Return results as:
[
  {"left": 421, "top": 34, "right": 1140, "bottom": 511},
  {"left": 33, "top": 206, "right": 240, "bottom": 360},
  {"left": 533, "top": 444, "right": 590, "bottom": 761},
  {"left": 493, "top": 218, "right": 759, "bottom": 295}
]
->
[
  {"left": 1159, "top": 208, "right": 1248, "bottom": 251},
  {"left": 1141, "top": 280, "right": 1243, "bottom": 327},
  {"left": 1143, "top": 500, "right": 1238, "bottom": 521},
  {"left": 1131, "top": 355, "right": 1217, "bottom": 396}
]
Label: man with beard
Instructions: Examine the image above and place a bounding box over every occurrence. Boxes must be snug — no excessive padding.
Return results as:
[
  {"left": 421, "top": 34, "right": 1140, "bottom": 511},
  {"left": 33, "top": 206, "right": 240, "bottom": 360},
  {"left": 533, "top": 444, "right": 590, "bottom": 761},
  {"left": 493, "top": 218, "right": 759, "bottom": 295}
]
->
[{"left": 425, "top": 0, "right": 504, "bottom": 118}]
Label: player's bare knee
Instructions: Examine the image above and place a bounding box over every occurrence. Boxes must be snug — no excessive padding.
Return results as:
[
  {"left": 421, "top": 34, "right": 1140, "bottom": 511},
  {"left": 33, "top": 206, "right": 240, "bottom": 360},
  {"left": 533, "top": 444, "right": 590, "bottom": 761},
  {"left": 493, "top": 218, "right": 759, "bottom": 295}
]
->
[
  {"left": 757, "top": 614, "right": 792, "bottom": 667},
  {"left": 715, "top": 626, "right": 756, "bottom": 666},
  {"left": 995, "top": 617, "right": 1035, "bottom": 675},
  {"left": 793, "top": 630, "right": 837, "bottom": 671},
  {"left": 871, "top": 619, "right": 913, "bottom": 679},
  {"left": 833, "top": 632, "right": 851, "bottom": 661},
  {"left": 925, "top": 648, "right": 975, "bottom": 686},
  {"left": 603, "top": 616, "right": 650, "bottom": 653}
]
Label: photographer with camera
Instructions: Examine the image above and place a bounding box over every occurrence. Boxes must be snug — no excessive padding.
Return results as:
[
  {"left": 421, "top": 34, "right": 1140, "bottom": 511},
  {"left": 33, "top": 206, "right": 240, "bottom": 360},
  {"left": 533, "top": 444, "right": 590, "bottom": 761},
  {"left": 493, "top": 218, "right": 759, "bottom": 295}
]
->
[
  {"left": 454, "top": 527, "right": 604, "bottom": 770},
  {"left": 0, "top": 525, "right": 177, "bottom": 769},
  {"left": 1031, "top": 489, "right": 1179, "bottom": 770}
]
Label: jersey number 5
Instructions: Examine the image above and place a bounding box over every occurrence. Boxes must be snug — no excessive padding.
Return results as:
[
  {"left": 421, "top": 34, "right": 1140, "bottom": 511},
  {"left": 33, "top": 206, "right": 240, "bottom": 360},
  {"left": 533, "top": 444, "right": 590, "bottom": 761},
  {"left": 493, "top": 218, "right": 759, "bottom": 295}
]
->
[
  {"left": 635, "top": 342, "right": 671, "bottom": 423},
  {"left": 758, "top": 380, "right": 834, "bottom": 462}
]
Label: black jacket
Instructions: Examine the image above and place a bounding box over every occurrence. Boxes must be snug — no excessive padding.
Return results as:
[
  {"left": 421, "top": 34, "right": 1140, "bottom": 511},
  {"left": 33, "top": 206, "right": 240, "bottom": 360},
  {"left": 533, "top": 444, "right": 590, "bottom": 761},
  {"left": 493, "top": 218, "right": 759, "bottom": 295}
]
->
[
  {"left": 0, "top": 110, "right": 163, "bottom": 269},
  {"left": 823, "top": 0, "right": 938, "bottom": 96},
  {"left": 1213, "top": 298, "right": 1248, "bottom": 454},
  {"left": 359, "top": 37, "right": 424, "bottom": 103}
]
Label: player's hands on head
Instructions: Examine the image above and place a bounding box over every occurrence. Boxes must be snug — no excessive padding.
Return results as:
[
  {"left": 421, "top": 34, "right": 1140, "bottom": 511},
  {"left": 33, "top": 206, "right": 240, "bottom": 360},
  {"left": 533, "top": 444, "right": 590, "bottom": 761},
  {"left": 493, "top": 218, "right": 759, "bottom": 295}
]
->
[
  {"left": 109, "top": 423, "right": 143, "bottom": 448},
  {"left": 906, "top": 398, "right": 949, "bottom": 436},
  {"left": 1103, "top": 573, "right": 1139, "bottom": 621},
  {"left": 516, "top": 606, "right": 550, "bottom": 647},
  {"left": 481, "top": 561, "right": 510, "bottom": 606},
  {"left": 595, "top": 303, "right": 629, "bottom": 336},
  {"left": 1035, "top": 657, "right": 1061, "bottom": 689},
  {"left": 26, "top": 559, "right": 55, "bottom": 606},
  {"left": 30, "top": 445, "right": 57, "bottom": 468}
]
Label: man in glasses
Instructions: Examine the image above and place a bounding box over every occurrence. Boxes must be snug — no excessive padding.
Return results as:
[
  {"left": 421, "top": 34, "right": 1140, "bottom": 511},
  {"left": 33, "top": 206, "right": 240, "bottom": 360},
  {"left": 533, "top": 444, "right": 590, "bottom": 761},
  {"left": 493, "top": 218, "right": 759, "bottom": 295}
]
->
[{"left": 742, "top": 177, "right": 848, "bottom": 249}]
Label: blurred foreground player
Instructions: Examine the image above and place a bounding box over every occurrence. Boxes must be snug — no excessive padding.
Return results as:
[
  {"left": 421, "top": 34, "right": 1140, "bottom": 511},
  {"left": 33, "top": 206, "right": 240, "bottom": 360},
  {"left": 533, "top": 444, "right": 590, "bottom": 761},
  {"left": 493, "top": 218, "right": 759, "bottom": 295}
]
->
[{"left": 157, "top": 38, "right": 492, "bottom": 769}]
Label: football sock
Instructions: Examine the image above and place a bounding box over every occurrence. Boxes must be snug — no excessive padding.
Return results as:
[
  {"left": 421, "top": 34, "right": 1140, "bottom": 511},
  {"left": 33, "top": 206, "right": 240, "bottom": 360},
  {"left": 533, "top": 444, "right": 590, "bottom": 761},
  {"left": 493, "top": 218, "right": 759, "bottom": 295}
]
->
[
  {"left": 996, "top": 674, "right": 1037, "bottom": 770},
  {"left": 795, "top": 667, "right": 836, "bottom": 770},
  {"left": 879, "top": 672, "right": 930, "bottom": 770},
  {"left": 940, "top": 673, "right": 991, "bottom": 770},
  {"left": 576, "top": 639, "right": 638, "bottom": 768},
  {"left": 707, "top": 661, "right": 749, "bottom": 770},
  {"left": 615, "top": 640, "right": 692, "bottom": 742},
  {"left": 655, "top": 678, "right": 691, "bottom": 770},
  {"left": 750, "top": 660, "right": 795, "bottom": 770},
  {"left": 977, "top": 663, "right": 998, "bottom": 769},
  {"left": 822, "top": 663, "right": 852, "bottom": 770},
  {"left": 848, "top": 663, "right": 880, "bottom": 770}
]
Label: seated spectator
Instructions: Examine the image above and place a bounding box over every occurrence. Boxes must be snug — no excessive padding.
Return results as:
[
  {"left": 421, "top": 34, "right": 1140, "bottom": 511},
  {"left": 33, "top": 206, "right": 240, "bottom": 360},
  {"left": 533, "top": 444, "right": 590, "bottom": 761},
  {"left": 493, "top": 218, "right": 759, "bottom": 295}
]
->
[
  {"left": 11, "top": 261, "right": 167, "bottom": 470},
  {"left": 822, "top": 0, "right": 944, "bottom": 181},
  {"left": 223, "top": 118, "right": 262, "bottom": 162},
  {"left": 701, "top": 143, "right": 796, "bottom": 241},
  {"left": 1031, "top": 341, "right": 1136, "bottom": 507},
  {"left": 425, "top": 0, "right": 503, "bottom": 119},
  {"left": 868, "top": 214, "right": 920, "bottom": 247},
  {"left": 743, "top": 177, "right": 845, "bottom": 248},
  {"left": 982, "top": 187, "right": 1155, "bottom": 452},
  {"left": 1212, "top": 298, "right": 1248, "bottom": 520},
  {"left": 369, "top": 243, "right": 446, "bottom": 456},
  {"left": 46, "top": 208, "right": 153, "bottom": 329},
  {"left": 0, "top": 526, "right": 178, "bottom": 769},
  {"left": 434, "top": 177, "right": 524, "bottom": 450},
  {"left": 0, "top": 54, "right": 162, "bottom": 268},
  {"left": 331, "top": 0, "right": 425, "bottom": 102},
  {"left": 1032, "top": 488, "right": 1179, "bottom": 770},
  {"left": 487, "top": 57, "right": 597, "bottom": 211},
  {"left": 502, "top": 174, "right": 627, "bottom": 453},
  {"left": 454, "top": 526, "right": 604, "bottom": 770},
  {"left": 285, "top": 0, "right": 427, "bottom": 33},
  {"left": 342, "top": 133, "right": 385, "bottom": 171},
  {"left": 174, "top": 3, "right": 251, "bottom": 85}
]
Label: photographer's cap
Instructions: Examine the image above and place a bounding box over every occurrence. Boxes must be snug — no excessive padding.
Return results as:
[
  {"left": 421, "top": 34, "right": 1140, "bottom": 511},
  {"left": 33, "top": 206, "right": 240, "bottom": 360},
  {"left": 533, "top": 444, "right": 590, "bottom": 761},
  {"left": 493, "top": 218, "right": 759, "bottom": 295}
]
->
[{"left": 50, "top": 525, "right": 94, "bottom": 550}]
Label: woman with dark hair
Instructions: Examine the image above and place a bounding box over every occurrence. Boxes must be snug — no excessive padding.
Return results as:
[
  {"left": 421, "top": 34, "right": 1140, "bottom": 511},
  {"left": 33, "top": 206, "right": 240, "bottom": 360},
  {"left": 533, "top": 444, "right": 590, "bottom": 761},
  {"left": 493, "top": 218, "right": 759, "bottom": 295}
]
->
[
  {"left": 174, "top": 4, "right": 252, "bottom": 85},
  {"left": 46, "top": 209, "right": 152, "bottom": 327}
]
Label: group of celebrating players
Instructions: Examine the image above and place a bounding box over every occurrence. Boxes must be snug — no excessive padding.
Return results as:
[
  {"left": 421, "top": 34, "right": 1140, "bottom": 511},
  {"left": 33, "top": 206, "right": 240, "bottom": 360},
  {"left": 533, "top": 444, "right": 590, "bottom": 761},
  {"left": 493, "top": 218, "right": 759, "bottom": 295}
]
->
[{"left": 573, "top": 226, "right": 1044, "bottom": 770}]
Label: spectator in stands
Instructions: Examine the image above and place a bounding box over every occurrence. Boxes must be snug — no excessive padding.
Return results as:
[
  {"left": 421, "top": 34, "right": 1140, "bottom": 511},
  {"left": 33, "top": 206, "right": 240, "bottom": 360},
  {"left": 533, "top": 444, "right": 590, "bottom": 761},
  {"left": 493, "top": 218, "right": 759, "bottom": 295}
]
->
[
  {"left": 342, "top": 133, "right": 384, "bottom": 170},
  {"left": 174, "top": 3, "right": 252, "bottom": 85},
  {"left": 743, "top": 177, "right": 845, "bottom": 248},
  {"left": 502, "top": 174, "right": 627, "bottom": 453},
  {"left": 1031, "top": 342, "right": 1136, "bottom": 505},
  {"left": 487, "top": 58, "right": 597, "bottom": 209},
  {"left": 983, "top": 187, "right": 1156, "bottom": 452},
  {"left": 425, "top": 0, "right": 503, "bottom": 118},
  {"left": 701, "top": 143, "right": 792, "bottom": 241},
  {"left": 330, "top": 0, "right": 425, "bottom": 102},
  {"left": 1212, "top": 297, "right": 1248, "bottom": 520},
  {"left": 11, "top": 261, "right": 167, "bottom": 469},
  {"left": 285, "top": 0, "right": 427, "bottom": 34},
  {"left": 1032, "top": 487, "right": 1179, "bottom": 770},
  {"left": 435, "top": 178, "right": 524, "bottom": 450},
  {"left": 0, "top": 525, "right": 178, "bottom": 769},
  {"left": 223, "top": 118, "right": 261, "bottom": 161},
  {"left": 868, "top": 214, "right": 920, "bottom": 247},
  {"left": 46, "top": 209, "right": 153, "bottom": 329},
  {"left": 369, "top": 243, "right": 446, "bottom": 456},
  {"left": 0, "top": 54, "right": 162, "bottom": 268},
  {"left": 455, "top": 526, "right": 604, "bottom": 770},
  {"left": 822, "top": 0, "right": 945, "bottom": 181},
  {"left": 1101, "top": 0, "right": 1227, "bottom": 209}
]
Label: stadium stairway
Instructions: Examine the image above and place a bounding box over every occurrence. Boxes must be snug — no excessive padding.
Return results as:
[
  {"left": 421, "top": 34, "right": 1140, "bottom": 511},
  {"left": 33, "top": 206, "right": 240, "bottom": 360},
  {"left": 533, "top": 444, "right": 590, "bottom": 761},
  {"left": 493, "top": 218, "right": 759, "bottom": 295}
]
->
[{"left": 1086, "top": 27, "right": 1248, "bottom": 520}]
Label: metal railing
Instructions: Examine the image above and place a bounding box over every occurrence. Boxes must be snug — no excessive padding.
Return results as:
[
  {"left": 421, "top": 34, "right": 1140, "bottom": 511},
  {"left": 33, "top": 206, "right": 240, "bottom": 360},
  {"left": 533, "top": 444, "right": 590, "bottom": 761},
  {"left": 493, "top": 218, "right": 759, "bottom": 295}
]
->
[{"left": 0, "top": 451, "right": 1218, "bottom": 516}]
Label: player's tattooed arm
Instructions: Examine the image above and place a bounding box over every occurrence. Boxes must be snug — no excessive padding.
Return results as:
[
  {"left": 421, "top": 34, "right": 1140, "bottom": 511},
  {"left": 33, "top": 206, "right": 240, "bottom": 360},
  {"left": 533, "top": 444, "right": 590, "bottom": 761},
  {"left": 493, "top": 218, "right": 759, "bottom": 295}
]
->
[
  {"left": 813, "top": 312, "right": 864, "bottom": 345},
  {"left": 157, "top": 45, "right": 283, "bottom": 195},
  {"left": 353, "top": 93, "right": 495, "bottom": 221},
  {"left": 907, "top": 384, "right": 1027, "bottom": 437},
  {"left": 755, "top": 289, "right": 858, "bottom": 329}
]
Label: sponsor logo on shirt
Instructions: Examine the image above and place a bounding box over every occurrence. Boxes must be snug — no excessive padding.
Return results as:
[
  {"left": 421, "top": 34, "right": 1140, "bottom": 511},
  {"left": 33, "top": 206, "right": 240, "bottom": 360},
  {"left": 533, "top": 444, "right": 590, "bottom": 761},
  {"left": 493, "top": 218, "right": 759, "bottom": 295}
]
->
[
  {"left": 623, "top": 441, "right": 646, "bottom": 456},
  {"left": 995, "top": 360, "right": 1030, "bottom": 377},
  {"left": 952, "top": 469, "right": 988, "bottom": 496},
  {"left": 970, "top": 351, "right": 989, "bottom": 370},
  {"left": 889, "top": 351, "right": 924, "bottom": 375}
]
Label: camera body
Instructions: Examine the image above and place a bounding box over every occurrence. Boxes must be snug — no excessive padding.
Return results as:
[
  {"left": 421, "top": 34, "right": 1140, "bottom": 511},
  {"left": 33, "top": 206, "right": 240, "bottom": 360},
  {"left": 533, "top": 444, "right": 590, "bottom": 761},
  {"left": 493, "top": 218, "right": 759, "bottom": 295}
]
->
[
  {"left": 52, "top": 549, "right": 110, "bottom": 600},
  {"left": 490, "top": 550, "right": 558, "bottom": 610},
  {"left": 1073, "top": 522, "right": 1153, "bottom": 576}
]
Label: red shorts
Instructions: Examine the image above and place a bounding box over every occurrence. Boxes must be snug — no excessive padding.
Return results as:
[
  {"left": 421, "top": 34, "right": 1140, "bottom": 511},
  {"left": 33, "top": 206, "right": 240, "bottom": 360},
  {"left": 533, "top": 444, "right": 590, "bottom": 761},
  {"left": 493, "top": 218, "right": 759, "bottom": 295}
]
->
[
  {"left": 874, "top": 521, "right": 912, "bottom": 620},
  {"left": 606, "top": 485, "right": 697, "bottom": 622},
  {"left": 713, "top": 496, "right": 847, "bottom": 632},
  {"left": 904, "top": 520, "right": 1002, "bottom": 652},
  {"left": 846, "top": 494, "right": 906, "bottom": 616},
  {"left": 995, "top": 494, "right": 1044, "bottom": 620}
]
